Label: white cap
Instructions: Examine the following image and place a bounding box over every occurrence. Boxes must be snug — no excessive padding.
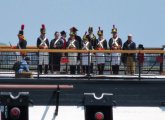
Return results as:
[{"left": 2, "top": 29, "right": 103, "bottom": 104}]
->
[{"left": 128, "top": 34, "right": 133, "bottom": 37}]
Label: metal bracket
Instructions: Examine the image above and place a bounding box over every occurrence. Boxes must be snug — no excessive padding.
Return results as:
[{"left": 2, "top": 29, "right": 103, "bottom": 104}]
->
[
  {"left": 0, "top": 92, "right": 30, "bottom": 106},
  {"left": 84, "top": 93, "right": 114, "bottom": 106}
]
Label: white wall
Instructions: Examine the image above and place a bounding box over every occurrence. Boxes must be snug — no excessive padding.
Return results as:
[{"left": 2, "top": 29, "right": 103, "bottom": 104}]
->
[{"left": 29, "top": 106, "right": 165, "bottom": 120}]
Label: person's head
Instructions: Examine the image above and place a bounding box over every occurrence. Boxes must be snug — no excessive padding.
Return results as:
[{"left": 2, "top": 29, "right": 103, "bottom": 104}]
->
[
  {"left": 25, "top": 56, "right": 30, "bottom": 64},
  {"left": 40, "top": 24, "right": 46, "bottom": 37},
  {"left": 112, "top": 32, "right": 117, "bottom": 38},
  {"left": 88, "top": 27, "right": 93, "bottom": 34},
  {"left": 138, "top": 44, "right": 144, "bottom": 50},
  {"left": 60, "top": 31, "right": 66, "bottom": 38},
  {"left": 70, "top": 27, "right": 78, "bottom": 35},
  {"left": 18, "top": 34, "right": 24, "bottom": 41},
  {"left": 128, "top": 34, "right": 133, "bottom": 43},
  {"left": 54, "top": 32, "right": 60, "bottom": 39},
  {"left": 69, "top": 32, "right": 75, "bottom": 39},
  {"left": 111, "top": 25, "right": 118, "bottom": 38},
  {"left": 97, "top": 27, "right": 103, "bottom": 39},
  {"left": 83, "top": 32, "right": 88, "bottom": 42}
]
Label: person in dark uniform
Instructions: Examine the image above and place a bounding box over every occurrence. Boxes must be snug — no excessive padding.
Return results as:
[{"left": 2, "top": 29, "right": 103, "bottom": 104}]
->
[
  {"left": 81, "top": 32, "right": 92, "bottom": 75},
  {"left": 86, "top": 27, "right": 97, "bottom": 74},
  {"left": 123, "top": 34, "right": 136, "bottom": 75},
  {"left": 109, "top": 25, "right": 122, "bottom": 75},
  {"left": 60, "top": 31, "right": 68, "bottom": 73},
  {"left": 36, "top": 24, "right": 49, "bottom": 74},
  {"left": 69, "top": 27, "right": 82, "bottom": 74},
  {"left": 95, "top": 27, "right": 107, "bottom": 75},
  {"left": 137, "top": 44, "right": 144, "bottom": 74},
  {"left": 60, "top": 31, "right": 67, "bottom": 49},
  {"left": 12, "top": 24, "right": 27, "bottom": 60},
  {"left": 50, "top": 32, "right": 64, "bottom": 74},
  {"left": 67, "top": 32, "right": 79, "bottom": 74}
]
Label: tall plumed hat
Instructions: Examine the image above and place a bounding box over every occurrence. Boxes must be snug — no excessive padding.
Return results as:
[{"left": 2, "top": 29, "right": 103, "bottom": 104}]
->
[
  {"left": 40, "top": 24, "right": 46, "bottom": 33},
  {"left": 18, "top": 24, "right": 24, "bottom": 36}
]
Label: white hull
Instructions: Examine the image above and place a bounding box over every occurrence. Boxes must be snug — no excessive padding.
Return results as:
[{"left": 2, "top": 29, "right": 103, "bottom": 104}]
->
[{"left": 29, "top": 106, "right": 165, "bottom": 120}]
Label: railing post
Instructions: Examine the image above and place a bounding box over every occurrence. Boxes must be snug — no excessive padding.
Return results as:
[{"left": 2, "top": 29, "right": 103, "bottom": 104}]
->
[
  {"left": 160, "top": 50, "right": 163, "bottom": 74},
  {"left": 87, "top": 51, "right": 91, "bottom": 79},
  {"left": 37, "top": 50, "right": 39, "bottom": 79},
  {"left": 138, "top": 51, "right": 141, "bottom": 81}
]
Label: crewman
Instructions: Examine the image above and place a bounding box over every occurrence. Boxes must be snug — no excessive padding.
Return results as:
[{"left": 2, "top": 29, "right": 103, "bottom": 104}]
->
[
  {"left": 60, "top": 31, "right": 68, "bottom": 73},
  {"left": 95, "top": 27, "right": 107, "bottom": 75},
  {"left": 109, "top": 25, "right": 122, "bottom": 75},
  {"left": 69, "top": 27, "right": 82, "bottom": 74},
  {"left": 86, "top": 27, "right": 97, "bottom": 74},
  {"left": 36, "top": 24, "right": 49, "bottom": 74},
  {"left": 12, "top": 24, "right": 27, "bottom": 60},
  {"left": 67, "top": 31, "right": 79, "bottom": 74},
  {"left": 50, "top": 31, "right": 63, "bottom": 74},
  {"left": 81, "top": 32, "right": 92, "bottom": 75}
]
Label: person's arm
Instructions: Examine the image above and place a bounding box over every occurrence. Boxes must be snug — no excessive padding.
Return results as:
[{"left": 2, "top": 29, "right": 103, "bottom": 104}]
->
[
  {"left": 24, "top": 63, "right": 30, "bottom": 72},
  {"left": 133, "top": 42, "right": 136, "bottom": 50},
  {"left": 109, "top": 39, "right": 112, "bottom": 50},
  {"left": 118, "top": 38, "right": 122, "bottom": 49},
  {"left": 37, "top": 38, "right": 40, "bottom": 48},
  {"left": 75, "top": 41, "right": 79, "bottom": 50},
  {"left": 104, "top": 40, "right": 107, "bottom": 50},
  {"left": 50, "top": 40, "right": 53, "bottom": 49},
  {"left": 89, "top": 42, "right": 92, "bottom": 50},
  {"left": 94, "top": 39, "right": 98, "bottom": 50},
  {"left": 45, "top": 39, "right": 49, "bottom": 49}
]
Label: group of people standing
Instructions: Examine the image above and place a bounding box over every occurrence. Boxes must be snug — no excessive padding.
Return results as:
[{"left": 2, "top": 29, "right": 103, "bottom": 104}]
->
[{"left": 13, "top": 24, "right": 142, "bottom": 75}]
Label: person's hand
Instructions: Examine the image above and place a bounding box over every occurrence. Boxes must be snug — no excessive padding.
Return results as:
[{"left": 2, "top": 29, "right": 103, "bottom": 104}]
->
[
  {"left": 44, "top": 45, "right": 48, "bottom": 49},
  {"left": 11, "top": 46, "right": 16, "bottom": 49},
  {"left": 39, "top": 45, "right": 45, "bottom": 49}
]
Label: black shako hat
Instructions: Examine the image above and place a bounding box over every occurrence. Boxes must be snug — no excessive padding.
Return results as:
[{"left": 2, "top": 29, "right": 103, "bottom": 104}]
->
[
  {"left": 61, "top": 31, "right": 66, "bottom": 35},
  {"left": 111, "top": 25, "right": 117, "bottom": 33},
  {"left": 138, "top": 44, "right": 144, "bottom": 50},
  {"left": 97, "top": 27, "right": 103, "bottom": 36},
  {"left": 88, "top": 27, "right": 93, "bottom": 32}
]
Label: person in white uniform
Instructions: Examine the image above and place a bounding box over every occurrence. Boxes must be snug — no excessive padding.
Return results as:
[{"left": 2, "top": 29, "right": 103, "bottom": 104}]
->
[
  {"left": 109, "top": 25, "right": 122, "bottom": 75},
  {"left": 95, "top": 27, "right": 107, "bottom": 75},
  {"left": 67, "top": 32, "right": 79, "bottom": 74},
  {"left": 81, "top": 32, "right": 92, "bottom": 74},
  {"left": 36, "top": 24, "right": 49, "bottom": 74}
]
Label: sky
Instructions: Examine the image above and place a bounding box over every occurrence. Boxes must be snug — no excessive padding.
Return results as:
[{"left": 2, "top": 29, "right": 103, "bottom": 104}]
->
[{"left": 0, "top": 0, "right": 165, "bottom": 48}]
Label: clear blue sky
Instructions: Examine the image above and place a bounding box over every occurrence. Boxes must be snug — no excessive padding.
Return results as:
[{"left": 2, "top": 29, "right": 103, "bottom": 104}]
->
[{"left": 0, "top": 0, "right": 165, "bottom": 47}]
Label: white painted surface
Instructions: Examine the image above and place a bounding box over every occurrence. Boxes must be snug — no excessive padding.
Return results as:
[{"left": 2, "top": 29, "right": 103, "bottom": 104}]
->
[
  {"left": 1, "top": 72, "right": 165, "bottom": 79},
  {"left": 29, "top": 106, "right": 85, "bottom": 120},
  {"left": 113, "top": 107, "right": 165, "bottom": 120},
  {"left": 29, "top": 106, "right": 165, "bottom": 120}
]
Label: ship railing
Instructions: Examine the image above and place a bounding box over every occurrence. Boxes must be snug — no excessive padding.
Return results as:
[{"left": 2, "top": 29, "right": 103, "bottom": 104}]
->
[{"left": 0, "top": 47, "right": 164, "bottom": 79}]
